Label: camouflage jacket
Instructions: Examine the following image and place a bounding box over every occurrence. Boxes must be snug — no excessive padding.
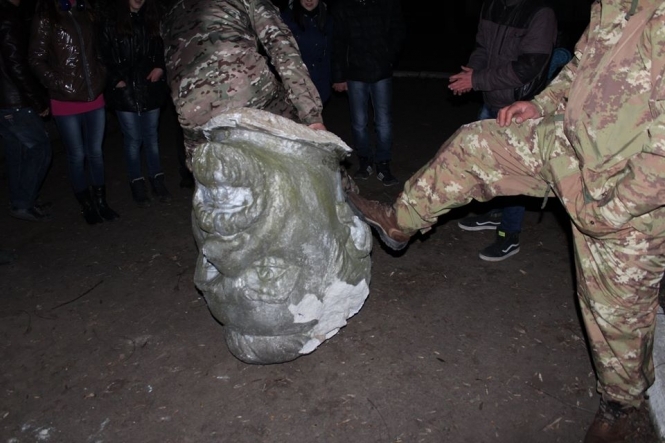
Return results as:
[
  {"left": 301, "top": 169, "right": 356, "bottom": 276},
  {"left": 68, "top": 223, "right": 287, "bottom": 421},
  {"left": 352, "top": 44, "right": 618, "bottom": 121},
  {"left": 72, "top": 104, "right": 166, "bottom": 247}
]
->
[
  {"left": 532, "top": 0, "right": 665, "bottom": 236},
  {"left": 162, "top": 0, "right": 323, "bottom": 130}
]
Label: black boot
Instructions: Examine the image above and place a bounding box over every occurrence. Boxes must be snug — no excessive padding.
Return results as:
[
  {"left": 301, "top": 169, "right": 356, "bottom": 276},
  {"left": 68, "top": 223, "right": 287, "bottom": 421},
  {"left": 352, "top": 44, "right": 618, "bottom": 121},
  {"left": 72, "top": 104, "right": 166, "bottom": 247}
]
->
[
  {"left": 74, "top": 189, "right": 103, "bottom": 225},
  {"left": 130, "top": 178, "right": 151, "bottom": 207},
  {"left": 91, "top": 185, "right": 119, "bottom": 221},
  {"left": 149, "top": 173, "right": 172, "bottom": 203}
]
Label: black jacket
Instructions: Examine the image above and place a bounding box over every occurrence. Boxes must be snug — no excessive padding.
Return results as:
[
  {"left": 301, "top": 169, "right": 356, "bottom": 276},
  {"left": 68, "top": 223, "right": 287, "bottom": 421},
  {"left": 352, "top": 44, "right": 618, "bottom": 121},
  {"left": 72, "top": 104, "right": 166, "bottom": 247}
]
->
[
  {"left": 29, "top": 2, "right": 107, "bottom": 102},
  {"left": 331, "top": 0, "right": 406, "bottom": 83},
  {"left": 467, "top": 0, "right": 557, "bottom": 111},
  {"left": 100, "top": 10, "right": 167, "bottom": 112},
  {"left": 0, "top": 0, "right": 48, "bottom": 111}
]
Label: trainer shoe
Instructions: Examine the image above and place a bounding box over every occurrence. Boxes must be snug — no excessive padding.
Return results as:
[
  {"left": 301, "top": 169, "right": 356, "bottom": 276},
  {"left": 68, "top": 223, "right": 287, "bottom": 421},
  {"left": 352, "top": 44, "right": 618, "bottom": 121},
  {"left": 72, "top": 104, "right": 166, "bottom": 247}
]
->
[
  {"left": 478, "top": 229, "right": 520, "bottom": 262},
  {"left": 584, "top": 399, "right": 637, "bottom": 443},
  {"left": 353, "top": 157, "right": 373, "bottom": 180},
  {"left": 458, "top": 211, "right": 502, "bottom": 231},
  {"left": 375, "top": 161, "right": 399, "bottom": 186},
  {"left": 346, "top": 192, "right": 411, "bottom": 250}
]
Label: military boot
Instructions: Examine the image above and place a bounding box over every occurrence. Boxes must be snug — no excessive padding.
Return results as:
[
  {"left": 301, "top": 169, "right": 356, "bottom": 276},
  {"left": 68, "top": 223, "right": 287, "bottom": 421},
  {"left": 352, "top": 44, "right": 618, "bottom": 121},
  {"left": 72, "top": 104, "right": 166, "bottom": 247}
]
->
[{"left": 584, "top": 399, "right": 638, "bottom": 443}]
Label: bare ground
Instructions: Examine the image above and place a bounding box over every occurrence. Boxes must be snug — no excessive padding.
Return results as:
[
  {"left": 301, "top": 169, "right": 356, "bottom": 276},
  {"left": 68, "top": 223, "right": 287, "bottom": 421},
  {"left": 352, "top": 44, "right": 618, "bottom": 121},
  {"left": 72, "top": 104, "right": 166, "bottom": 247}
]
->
[{"left": 0, "top": 79, "right": 662, "bottom": 443}]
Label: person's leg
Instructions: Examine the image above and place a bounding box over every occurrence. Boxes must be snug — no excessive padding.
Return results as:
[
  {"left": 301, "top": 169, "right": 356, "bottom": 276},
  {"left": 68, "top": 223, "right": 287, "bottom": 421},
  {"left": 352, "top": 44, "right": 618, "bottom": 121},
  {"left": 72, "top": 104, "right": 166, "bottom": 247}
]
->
[
  {"left": 369, "top": 78, "right": 397, "bottom": 185},
  {"left": 81, "top": 107, "right": 107, "bottom": 187},
  {"left": 573, "top": 225, "right": 665, "bottom": 440},
  {"left": 82, "top": 108, "right": 118, "bottom": 221},
  {"left": 142, "top": 108, "right": 172, "bottom": 203},
  {"left": 54, "top": 113, "right": 88, "bottom": 193},
  {"left": 347, "top": 118, "right": 562, "bottom": 250},
  {"left": 115, "top": 110, "right": 143, "bottom": 181},
  {"left": 347, "top": 81, "right": 372, "bottom": 178},
  {"left": 396, "top": 119, "right": 551, "bottom": 233},
  {"left": 55, "top": 112, "right": 103, "bottom": 224}
]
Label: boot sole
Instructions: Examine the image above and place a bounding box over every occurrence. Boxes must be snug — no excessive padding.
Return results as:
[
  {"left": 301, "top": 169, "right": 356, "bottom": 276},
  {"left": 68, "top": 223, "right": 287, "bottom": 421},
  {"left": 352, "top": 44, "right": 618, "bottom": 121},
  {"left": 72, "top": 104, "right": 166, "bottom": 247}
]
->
[{"left": 345, "top": 197, "right": 409, "bottom": 251}]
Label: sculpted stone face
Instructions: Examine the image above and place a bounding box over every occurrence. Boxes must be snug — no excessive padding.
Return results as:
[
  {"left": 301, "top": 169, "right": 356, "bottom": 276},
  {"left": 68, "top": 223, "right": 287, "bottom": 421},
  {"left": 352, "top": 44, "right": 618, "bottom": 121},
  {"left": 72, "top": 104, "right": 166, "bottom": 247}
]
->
[{"left": 191, "top": 109, "right": 372, "bottom": 364}]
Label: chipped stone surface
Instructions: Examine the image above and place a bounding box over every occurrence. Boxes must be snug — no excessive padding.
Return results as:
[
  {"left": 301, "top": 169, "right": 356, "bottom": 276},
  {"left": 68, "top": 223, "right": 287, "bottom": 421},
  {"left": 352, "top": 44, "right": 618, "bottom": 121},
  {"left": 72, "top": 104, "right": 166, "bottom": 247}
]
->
[{"left": 191, "top": 108, "right": 372, "bottom": 364}]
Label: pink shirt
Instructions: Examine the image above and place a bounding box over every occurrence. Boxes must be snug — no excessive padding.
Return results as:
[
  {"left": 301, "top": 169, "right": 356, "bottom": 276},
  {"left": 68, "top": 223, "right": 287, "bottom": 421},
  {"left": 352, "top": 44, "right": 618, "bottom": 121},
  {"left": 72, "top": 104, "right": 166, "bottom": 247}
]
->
[{"left": 50, "top": 94, "right": 105, "bottom": 117}]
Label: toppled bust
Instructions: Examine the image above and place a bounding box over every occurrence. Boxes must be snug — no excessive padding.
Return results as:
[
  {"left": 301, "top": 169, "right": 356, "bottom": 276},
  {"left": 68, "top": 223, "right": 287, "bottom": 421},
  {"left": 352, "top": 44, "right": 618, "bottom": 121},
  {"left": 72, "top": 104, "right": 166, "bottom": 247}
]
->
[{"left": 190, "top": 108, "right": 372, "bottom": 364}]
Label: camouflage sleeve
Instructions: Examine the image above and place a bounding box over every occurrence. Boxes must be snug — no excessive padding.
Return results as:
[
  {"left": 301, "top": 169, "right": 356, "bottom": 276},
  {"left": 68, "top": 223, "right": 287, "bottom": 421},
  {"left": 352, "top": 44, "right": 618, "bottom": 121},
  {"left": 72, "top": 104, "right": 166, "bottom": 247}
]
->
[
  {"left": 531, "top": 21, "right": 592, "bottom": 116},
  {"left": 598, "top": 10, "right": 665, "bottom": 225},
  {"left": 252, "top": 0, "right": 323, "bottom": 125}
]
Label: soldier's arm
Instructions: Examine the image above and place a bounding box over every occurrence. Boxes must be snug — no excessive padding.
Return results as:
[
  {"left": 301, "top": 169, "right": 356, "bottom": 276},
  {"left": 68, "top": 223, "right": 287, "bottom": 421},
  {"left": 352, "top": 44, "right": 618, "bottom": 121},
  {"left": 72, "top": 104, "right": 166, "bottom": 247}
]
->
[
  {"left": 252, "top": 0, "right": 323, "bottom": 125},
  {"left": 594, "top": 10, "right": 665, "bottom": 226}
]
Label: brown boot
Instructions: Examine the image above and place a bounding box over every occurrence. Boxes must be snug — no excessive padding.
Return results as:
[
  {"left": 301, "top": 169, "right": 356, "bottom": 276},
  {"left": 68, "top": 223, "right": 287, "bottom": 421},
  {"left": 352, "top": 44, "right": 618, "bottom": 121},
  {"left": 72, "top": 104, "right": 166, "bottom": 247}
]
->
[
  {"left": 346, "top": 192, "right": 411, "bottom": 250},
  {"left": 584, "top": 399, "right": 637, "bottom": 443}
]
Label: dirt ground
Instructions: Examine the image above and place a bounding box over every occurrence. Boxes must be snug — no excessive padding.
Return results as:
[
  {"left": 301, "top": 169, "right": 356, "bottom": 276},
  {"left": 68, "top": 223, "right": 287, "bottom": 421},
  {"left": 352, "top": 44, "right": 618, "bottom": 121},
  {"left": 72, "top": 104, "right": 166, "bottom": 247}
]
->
[{"left": 1, "top": 79, "right": 663, "bottom": 443}]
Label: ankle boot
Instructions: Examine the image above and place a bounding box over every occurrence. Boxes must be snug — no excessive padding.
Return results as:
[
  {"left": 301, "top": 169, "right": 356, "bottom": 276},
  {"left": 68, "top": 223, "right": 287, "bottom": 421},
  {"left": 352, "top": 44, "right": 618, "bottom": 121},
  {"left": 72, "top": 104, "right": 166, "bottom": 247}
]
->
[
  {"left": 91, "top": 185, "right": 119, "bottom": 221},
  {"left": 130, "top": 178, "right": 151, "bottom": 207},
  {"left": 149, "top": 173, "right": 172, "bottom": 203},
  {"left": 74, "top": 189, "right": 103, "bottom": 225}
]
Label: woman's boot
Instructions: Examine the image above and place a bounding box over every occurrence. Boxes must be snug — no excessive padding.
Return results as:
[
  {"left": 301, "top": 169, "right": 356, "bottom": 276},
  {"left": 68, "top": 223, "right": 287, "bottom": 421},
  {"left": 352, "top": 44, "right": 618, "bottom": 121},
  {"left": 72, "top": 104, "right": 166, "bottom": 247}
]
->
[
  {"left": 130, "top": 178, "right": 151, "bottom": 207},
  {"left": 91, "top": 185, "right": 119, "bottom": 221},
  {"left": 149, "top": 173, "right": 173, "bottom": 203},
  {"left": 74, "top": 189, "right": 104, "bottom": 225}
]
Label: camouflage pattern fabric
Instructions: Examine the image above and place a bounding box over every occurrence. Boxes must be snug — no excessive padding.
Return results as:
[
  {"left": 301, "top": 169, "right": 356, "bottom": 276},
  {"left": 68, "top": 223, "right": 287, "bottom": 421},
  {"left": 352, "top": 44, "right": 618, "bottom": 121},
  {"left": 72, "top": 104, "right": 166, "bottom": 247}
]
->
[
  {"left": 161, "top": 0, "right": 323, "bottom": 156},
  {"left": 394, "top": 0, "right": 665, "bottom": 407}
]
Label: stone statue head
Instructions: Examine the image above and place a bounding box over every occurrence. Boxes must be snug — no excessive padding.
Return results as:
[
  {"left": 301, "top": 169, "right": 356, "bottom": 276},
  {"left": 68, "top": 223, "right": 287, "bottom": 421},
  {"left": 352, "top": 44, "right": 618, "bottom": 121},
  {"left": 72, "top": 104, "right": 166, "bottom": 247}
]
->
[{"left": 190, "top": 109, "right": 372, "bottom": 364}]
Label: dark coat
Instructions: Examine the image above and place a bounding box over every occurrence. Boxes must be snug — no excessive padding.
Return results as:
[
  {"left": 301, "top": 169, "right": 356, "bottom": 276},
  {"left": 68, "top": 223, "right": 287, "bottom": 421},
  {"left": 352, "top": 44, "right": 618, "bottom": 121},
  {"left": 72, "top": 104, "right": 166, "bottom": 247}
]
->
[
  {"left": 331, "top": 0, "right": 406, "bottom": 83},
  {"left": 100, "top": 10, "right": 168, "bottom": 112},
  {"left": 0, "top": 0, "right": 49, "bottom": 111},
  {"left": 467, "top": 0, "right": 557, "bottom": 111},
  {"left": 29, "top": 2, "right": 107, "bottom": 102},
  {"left": 281, "top": 6, "right": 333, "bottom": 103}
]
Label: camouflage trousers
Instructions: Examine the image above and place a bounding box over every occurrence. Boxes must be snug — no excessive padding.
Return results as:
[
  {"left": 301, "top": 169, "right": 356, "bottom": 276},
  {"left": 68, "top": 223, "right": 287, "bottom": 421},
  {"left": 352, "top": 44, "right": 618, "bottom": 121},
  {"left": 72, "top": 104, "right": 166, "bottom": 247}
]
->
[{"left": 396, "top": 116, "right": 664, "bottom": 407}]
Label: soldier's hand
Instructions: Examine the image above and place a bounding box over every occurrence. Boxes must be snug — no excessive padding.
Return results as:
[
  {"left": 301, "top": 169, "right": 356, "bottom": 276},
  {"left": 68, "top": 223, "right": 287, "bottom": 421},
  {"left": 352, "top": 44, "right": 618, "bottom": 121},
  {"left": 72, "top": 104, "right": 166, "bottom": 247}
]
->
[
  {"left": 497, "top": 101, "right": 541, "bottom": 127},
  {"left": 308, "top": 122, "right": 327, "bottom": 131}
]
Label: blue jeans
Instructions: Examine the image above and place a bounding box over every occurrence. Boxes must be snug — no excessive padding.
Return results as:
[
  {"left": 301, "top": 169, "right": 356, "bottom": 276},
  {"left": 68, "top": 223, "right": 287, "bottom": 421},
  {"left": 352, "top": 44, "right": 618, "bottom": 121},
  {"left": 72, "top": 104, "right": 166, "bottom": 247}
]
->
[
  {"left": 54, "top": 107, "right": 106, "bottom": 193},
  {"left": 478, "top": 104, "right": 525, "bottom": 233},
  {"left": 0, "top": 108, "right": 52, "bottom": 209},
  {"left": 347, "top": 78, "right": 393, "bottom": 163},
  {"left": 115, "top": 109, "right": 163, "bottom": 180}
]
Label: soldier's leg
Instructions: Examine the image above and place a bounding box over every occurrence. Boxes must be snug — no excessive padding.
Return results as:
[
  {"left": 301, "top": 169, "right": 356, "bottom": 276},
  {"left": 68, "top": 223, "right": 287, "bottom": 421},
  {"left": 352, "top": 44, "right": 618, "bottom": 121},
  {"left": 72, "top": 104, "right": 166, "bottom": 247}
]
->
[
  {"left": 395, "top": 118, "right": 552, "bottom": 233},
  {"left": 573, "top": 226, "right": 665, "bottom": 407}
]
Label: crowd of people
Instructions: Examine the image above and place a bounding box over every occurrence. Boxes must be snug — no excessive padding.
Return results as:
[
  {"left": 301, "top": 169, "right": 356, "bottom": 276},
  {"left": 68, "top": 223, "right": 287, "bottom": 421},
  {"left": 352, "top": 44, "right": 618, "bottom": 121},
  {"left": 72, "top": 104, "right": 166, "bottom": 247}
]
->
[{"left": 1, "top": 0, "right": 661, "bottom": 442}]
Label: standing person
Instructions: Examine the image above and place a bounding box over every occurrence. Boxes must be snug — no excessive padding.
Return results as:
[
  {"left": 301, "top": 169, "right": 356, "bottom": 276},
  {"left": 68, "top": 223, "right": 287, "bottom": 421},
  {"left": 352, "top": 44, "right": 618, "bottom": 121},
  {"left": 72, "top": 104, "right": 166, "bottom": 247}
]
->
[
  {"left": 448, "top": 0, "right": 557, "bottom": 262},
  {"left": 331, "top": 0, "right": 406, "bottom": 186},
  {"left": 161, "top": 0, "right": 326, "bottom": 161},
  {"left": 0, "top": 0, "right": 52, "bottom": 222},
  {"left": 281, "top": 0, "right": 334, "bottom": 105},
  {"left": 100, "top": 0, "right": 171, "bottom": 207},
  {"left": 29, "top": 0, "right": 119, "bottom": 225},
  {"left": 347, "top": 0, "right": 665, "bottom": 441}
]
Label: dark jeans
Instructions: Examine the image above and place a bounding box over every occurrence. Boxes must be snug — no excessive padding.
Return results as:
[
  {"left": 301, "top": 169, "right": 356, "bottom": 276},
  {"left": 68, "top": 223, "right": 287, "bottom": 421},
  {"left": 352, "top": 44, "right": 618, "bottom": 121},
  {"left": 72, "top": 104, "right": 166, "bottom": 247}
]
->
[
  {"left": 54, "top": 107, "right": 106, "bottom": 193},
  {"left": 116, "top": 109, "right": 162, "bottom": 180},
  {"left": 0, "top": 108, "right": 52, "bottom": 209},
  {"left": 478, "top": 104, "right": 525, "bottom": 233},
  {"left": 347, "top": 78, "right": 393, "bottom": 163}
]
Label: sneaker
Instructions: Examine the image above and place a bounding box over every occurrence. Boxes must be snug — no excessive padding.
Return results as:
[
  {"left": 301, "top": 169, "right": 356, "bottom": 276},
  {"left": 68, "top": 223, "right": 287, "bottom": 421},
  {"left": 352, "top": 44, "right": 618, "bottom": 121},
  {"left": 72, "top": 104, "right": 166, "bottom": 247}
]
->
[
  {"left": 478, "top": 229, "right": 520, "bottom": 262},
  {"left": 9, "top": 206, "right": 51, "bottom": 222},
  {"left": 458, "top": 211, "right": 502, "bottom": 231},
  {"left": 584, "top": 399, "right": 637, "bottom": 443},
  {"left": 353, "top": 157, "right": 373, "bottom": 180},
  {"left": 346, "top": 192, "right": 411, "bottom": 250},
  {"left": 375, "top": 162, "right": 399, "bottom": 186}
]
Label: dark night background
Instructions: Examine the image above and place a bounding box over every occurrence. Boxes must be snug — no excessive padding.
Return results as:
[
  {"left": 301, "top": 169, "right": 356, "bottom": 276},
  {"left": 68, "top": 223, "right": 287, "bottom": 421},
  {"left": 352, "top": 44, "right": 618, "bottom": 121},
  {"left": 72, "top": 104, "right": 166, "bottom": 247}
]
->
[{"left": 16, "top": 0, "right": 594, "bottom": 74}]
